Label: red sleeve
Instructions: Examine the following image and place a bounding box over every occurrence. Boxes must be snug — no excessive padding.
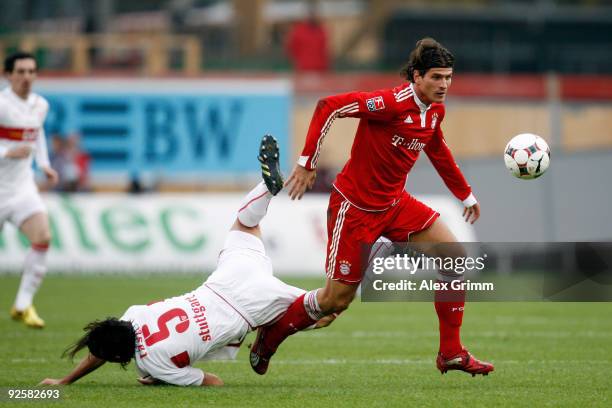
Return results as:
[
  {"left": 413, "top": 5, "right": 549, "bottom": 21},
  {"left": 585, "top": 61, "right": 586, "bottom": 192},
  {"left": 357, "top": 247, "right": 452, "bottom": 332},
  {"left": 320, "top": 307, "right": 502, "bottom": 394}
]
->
[
  {"left": 423, "top": 108, "right": 474, "bottom": 203},
  {"left": 298, "top": 89, "right": 397, "bottom": 170}
]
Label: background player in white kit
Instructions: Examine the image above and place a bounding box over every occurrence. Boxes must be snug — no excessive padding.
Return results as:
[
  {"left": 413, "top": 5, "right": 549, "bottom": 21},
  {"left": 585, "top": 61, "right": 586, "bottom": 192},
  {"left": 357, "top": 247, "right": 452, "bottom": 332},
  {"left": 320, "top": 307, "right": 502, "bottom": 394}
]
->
[
  {"left": 40, "top": 136, "right": 334, "bottom": 387},
  {"left": 1, "top": 52, "right": 58, "bottom": 328}
]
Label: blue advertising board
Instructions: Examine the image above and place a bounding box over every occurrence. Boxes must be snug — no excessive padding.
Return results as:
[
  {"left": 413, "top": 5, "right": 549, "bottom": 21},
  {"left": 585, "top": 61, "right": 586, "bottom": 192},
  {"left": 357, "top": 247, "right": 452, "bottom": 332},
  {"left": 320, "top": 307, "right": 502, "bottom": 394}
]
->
[{"left": 36, "top": 79, "right": 292, "bottom": 178}]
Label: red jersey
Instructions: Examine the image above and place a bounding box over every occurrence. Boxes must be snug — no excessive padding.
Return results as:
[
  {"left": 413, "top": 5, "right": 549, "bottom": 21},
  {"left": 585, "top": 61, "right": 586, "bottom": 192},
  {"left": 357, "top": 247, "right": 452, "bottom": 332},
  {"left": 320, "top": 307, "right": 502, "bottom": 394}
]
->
[{"left": 298, "top": 83, "right": 474, "bottom": 211}]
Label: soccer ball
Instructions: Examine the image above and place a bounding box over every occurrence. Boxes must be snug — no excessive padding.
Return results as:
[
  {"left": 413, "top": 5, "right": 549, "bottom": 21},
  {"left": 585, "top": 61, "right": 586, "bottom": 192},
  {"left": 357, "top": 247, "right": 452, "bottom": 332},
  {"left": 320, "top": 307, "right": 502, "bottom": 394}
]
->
[{"left": 504, "top": 133, "right": 550, "bottom": 179}]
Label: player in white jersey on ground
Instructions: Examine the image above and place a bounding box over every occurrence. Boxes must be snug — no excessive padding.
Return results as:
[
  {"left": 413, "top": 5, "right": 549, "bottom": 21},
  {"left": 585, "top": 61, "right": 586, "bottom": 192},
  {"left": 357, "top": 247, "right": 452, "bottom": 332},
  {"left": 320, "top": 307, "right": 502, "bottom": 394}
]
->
[
  {"left": 1, "top": 52, "right": 58, "bottom": 328},
  {"left": 40, "top": 135, "right": 334, "bottom": 387}
]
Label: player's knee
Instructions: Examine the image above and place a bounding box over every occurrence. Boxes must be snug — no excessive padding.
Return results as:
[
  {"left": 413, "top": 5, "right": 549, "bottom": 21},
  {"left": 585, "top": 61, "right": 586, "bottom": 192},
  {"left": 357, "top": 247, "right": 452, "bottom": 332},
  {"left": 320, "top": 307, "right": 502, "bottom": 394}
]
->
[
  {"left": 28, "top": 226, "right": 51, "bottom": 247},
  {"left": 33, "top": 230, "right": 52, "bottom": 246},
  {"left": 437, "top": 242, "right": 467, "bottom": 260},
  {"left": 436, "top": 243, "right": 468, "bottom": 278}
]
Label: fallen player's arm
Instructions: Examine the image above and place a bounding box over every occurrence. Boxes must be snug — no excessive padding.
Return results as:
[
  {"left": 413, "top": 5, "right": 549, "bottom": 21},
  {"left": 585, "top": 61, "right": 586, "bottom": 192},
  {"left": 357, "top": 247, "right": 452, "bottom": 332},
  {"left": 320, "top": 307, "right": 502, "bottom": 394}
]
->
[
  {"left": 40, "top": 353, "right": 105, "bottom": 385},
  {"left": 138, "top": 371, "right": 223, "bottom": 387}
]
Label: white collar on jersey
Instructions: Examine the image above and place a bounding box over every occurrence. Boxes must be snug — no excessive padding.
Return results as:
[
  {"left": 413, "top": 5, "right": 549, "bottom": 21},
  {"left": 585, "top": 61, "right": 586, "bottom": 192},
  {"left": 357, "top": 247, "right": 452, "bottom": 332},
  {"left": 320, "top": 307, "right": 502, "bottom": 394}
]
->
[
  {"left": 410, "top": 83, "right": 431, "bottom": 113},
  {"left": 3, "top": 86, "right": 36, "bottom": 105}
]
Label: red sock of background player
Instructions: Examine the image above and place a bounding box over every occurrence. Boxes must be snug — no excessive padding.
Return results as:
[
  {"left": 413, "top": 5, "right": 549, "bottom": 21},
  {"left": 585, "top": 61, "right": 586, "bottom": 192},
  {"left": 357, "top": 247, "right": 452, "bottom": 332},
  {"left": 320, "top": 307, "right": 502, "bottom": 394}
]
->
[
  {"left": 434, "top": 279, "right": 465, "bottom": 357},
  {"left": 262, "top": 289, "right": 324, "bottom": 353}
]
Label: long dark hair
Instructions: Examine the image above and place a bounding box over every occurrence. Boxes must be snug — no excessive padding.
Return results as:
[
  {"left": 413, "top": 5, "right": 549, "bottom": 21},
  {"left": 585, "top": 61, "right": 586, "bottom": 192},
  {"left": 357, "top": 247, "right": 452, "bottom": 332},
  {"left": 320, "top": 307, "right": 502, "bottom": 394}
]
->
[
  {"left": 400, "top": 37, "right": 454, "bottom": 83},
  {"left": 63, "top": 318, "right": 136, "bottom": 369}
]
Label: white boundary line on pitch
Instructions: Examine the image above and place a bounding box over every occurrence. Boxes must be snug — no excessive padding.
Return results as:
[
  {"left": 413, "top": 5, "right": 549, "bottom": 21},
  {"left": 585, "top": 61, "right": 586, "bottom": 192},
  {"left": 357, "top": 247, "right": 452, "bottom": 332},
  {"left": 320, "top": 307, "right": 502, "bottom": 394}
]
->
[
  {"left": 200, "top": 358, "right": 611, "bottom": 366},
  {"left": 10, "top": 357, "right": 610, "bottom": 366},
  {"left": 304, "top": 330, "right": 612, "bottom": 339},
  {"left": 272, "top": 359, "right": 611, "bottom": 365}
]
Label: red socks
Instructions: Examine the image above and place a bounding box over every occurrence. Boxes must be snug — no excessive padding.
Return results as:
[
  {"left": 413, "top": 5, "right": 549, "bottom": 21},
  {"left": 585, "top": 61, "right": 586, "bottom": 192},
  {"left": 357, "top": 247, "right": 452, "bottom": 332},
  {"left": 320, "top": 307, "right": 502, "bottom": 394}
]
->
[
  {"left": 434, "top": 280, "right": 465, "bottom": 357},
  {"left": 265, "top": 284, "right": 466, "bottom": 359},
  {"left": 262, "top": 294, "right": 317, "bottom": 352}
]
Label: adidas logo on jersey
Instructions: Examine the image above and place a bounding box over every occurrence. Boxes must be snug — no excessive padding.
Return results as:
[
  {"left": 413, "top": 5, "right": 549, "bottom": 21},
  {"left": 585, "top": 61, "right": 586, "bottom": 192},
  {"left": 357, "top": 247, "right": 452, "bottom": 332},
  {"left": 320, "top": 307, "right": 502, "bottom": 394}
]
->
[{"left": 404, "top": 115, "right": 413, "bottom": 124}]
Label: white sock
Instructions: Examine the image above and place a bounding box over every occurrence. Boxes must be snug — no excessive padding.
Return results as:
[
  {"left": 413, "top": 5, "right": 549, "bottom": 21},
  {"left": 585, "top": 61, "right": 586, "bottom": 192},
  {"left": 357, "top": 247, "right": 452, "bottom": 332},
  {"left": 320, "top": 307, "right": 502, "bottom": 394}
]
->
[
  {"left": 14, "top": 246, "right": 48, "bottom": 311},
  {"left": 237, "top": 181, "right": 273, "bottom": 227},
  {"left": 303, "top": 289, "right": 326, "bottom": 320}
]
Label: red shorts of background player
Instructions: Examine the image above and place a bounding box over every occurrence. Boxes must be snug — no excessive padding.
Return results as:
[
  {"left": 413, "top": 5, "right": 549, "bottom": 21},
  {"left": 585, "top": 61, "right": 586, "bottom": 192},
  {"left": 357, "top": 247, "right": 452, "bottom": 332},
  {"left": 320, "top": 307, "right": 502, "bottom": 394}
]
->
[{"left": 325, "top": 188, "right": 439, "bottom": 284}]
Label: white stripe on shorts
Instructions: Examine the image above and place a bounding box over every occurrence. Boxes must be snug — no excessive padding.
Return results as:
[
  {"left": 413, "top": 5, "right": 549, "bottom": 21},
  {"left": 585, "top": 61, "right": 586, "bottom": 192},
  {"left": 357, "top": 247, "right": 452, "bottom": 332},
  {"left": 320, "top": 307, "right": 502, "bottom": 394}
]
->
[{"left": 326, "top": 200, "right": 350, "bottom": 278}]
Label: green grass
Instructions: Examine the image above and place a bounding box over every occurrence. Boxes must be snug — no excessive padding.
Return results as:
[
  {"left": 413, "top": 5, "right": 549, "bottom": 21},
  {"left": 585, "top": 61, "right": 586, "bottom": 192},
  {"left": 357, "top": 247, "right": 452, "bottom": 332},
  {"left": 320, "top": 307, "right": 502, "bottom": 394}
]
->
[{"left": 1, "top": 274, "right": 611, "bottom": 407}]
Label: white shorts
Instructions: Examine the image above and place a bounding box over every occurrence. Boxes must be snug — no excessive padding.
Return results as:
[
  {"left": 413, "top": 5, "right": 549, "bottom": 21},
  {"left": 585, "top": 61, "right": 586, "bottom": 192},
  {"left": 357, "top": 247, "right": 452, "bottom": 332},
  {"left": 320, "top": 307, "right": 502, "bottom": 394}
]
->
[
  {"left": 0, "top": 182, "right": 46, "bottom": 230},
  {"left": 204, "top": 231, "right": 305, "bottom": 328}
]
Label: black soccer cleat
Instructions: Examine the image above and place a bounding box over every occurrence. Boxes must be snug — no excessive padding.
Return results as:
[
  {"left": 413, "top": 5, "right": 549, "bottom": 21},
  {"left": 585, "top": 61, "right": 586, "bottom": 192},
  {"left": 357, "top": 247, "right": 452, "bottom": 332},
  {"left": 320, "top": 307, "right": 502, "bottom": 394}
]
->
[
  {"left": 258, "top": 134, "right": 284, "bottom": 196},
  {"left": 249, "top": 326, "right": 274, "bottom": 375}
]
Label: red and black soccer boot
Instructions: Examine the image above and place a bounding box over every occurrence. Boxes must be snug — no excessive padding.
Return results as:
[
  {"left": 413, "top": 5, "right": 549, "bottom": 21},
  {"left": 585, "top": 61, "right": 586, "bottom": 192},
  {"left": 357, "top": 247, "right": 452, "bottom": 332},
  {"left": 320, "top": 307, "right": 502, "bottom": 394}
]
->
[
  {"left": 249, "top": 326, "right": 275, "bottom": 375},
  {"left": 436, "top": 349, "right": 494, "bottom": 377}
]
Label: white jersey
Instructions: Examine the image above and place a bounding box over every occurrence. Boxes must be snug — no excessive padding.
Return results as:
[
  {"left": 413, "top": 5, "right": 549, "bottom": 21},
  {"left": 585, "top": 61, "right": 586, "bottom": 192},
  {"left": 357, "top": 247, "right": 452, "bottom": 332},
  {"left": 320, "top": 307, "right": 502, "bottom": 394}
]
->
[
  {"left": 120, "top": 285, "right": 249, "bottom": 386},
  {"left": 0, "top": 87, "right": 50, "bottom": 197},
  {"left": 120, "top": 231, "right": 305, "bottom": 387}
]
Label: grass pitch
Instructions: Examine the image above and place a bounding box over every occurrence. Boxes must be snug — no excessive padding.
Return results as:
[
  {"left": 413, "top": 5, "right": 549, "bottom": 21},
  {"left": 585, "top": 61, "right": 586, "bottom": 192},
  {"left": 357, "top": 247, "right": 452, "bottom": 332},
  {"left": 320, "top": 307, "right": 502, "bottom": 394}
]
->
[{"left": 1, "top": 274, "right": 611, "bottom": 407}]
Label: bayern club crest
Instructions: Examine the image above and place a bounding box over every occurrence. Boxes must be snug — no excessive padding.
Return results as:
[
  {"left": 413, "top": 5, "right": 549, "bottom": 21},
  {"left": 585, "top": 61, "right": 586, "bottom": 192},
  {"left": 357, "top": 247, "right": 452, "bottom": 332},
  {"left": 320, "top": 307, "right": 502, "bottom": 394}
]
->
[{"left": 339, "top": 260, "right": 352, "bottom": 275}]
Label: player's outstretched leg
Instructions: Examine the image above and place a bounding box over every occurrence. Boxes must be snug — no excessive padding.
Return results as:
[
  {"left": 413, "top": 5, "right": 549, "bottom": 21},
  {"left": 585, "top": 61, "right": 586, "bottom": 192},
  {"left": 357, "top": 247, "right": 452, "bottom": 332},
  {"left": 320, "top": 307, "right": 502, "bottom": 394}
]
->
[
  {"left": 237, "top": 135, "right": 284, "bottom": 228},
  {"left": 248, "top": 134, "right": 329, "bottom": 375}
]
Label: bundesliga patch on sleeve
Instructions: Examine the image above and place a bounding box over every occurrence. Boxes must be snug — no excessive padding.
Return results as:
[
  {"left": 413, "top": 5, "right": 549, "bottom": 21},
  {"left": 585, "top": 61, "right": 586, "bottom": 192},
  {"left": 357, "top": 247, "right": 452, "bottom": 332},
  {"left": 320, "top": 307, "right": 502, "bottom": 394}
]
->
[{"left": 366, "top": 96, "right": 385, "bottom": 112}]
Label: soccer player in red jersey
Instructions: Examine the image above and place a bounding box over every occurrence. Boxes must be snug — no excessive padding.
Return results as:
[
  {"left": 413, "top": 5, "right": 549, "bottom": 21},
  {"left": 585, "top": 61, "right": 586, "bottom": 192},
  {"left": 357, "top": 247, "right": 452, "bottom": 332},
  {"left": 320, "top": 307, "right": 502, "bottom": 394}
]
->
[{"left": 250, "top": 38, "right": 494, "bottom": 377}]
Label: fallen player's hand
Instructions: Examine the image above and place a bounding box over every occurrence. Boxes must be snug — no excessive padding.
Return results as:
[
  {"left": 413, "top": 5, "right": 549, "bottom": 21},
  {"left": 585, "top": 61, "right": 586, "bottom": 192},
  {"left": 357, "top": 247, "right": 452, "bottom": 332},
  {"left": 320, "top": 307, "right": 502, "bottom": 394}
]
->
[
  {"left": 42, "top": 166, "right": 59, "bottom": 186},
  {"left": 203, "top": 372, "right": 224, "bottom": 386},
  {"left": 463, "top": 202, "right": 481, "bottom": 224},
  {"left": 286, "top": 165, "right": 316, "bottom": 200},
  {"left": 137, "top": 376, "right": 162, "bottom": 386},
  {"left": 5, "top": 145, "right": 32, "bottom": 159},
  {"left": 39, "top": 378, "right": 64, "bottom": 386}
]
